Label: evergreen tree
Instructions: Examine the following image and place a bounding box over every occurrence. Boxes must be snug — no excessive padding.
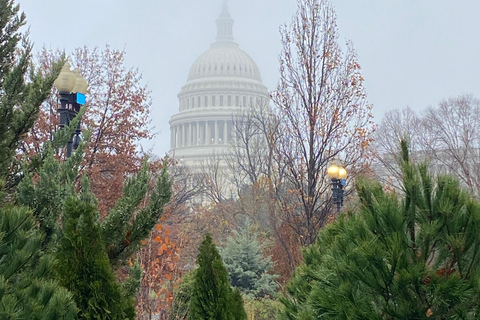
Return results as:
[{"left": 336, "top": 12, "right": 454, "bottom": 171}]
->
[
  {"left": 190, "top": 233, "right": 246, "bottom": 320},
  {"left": 101, "top": 160, "right": 172, "bottom": 267},
  {"left": 0, "top": 1, "right": 78, "bottom": 318},
  {"left": 231, "top": 288, "right": 247, "bottom": 320},
  {"left": 0, "top": 201, "right": 77, "bottom": 319},
  {"left": 55, "top": 186, "right": 136, "bottom": 319},
  {"left": 0, "top": 0, "right": 62, "bottom": 191},
  {"left": 281, "top": 141, "right": 480, "bottom": 319},
  {"left": 169, "top": 269, "right": 196, "bottom": 320},
  {"left": 220, "top": 226, "right": 278, "bottom": 298}
]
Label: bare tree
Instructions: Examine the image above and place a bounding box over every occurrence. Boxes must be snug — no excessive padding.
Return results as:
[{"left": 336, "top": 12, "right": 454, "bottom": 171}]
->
[
  {"left": 423, "top": 94, "right": 480, "bottom": 195},
  {"left": 168, "top": 161, "right": 205, "bottom": 207},
  {"left": 270, "top": 0, "right": 374, "bottom": 245},
  {"left": 373, "top": 107, "right": 425, "bottom": 189},
  {"left": 200, "top": 152, "right": 233, "bottom": 204},
  {"left": 374, "top": 95, "right": 480, "bottom": 196}
]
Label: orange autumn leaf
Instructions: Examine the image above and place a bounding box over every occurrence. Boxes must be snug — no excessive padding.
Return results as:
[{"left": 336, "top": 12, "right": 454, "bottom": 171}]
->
[
  {"left": 141, "top": 240, "right": 146, "bottom": 245},
  {"left": 158, "top": 243, "right": 168, "bottom": 255},
  {"left": 154, "top": 236, "right": 162, "bottom": 243},
  {"left": 165, "top": 273, "right": 172, "bottom": 280},
  {"left": 156, "top": 224, "right": 162, "bottom": 231}
]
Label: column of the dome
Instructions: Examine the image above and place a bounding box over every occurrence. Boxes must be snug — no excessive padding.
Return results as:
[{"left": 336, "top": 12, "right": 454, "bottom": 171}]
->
[
  {"left": 190, "top": 122, "right": 196, "bottom": 146},
  {"left": 179, "top": 124, "right": 182, "bottom": 147},
  {"left": 215, "top": 121, "right": 219, "bottom": 144},
  {"left": 175, "top": 125, "right": 179, "bottom": 148},
  {"left": 196, "top": 121, "right": 200, "bottom": 145},
  {"left": 184, "top": 124, "right": 188, "bottom": 146},
  {"left": 206, "top": 121, "right": 211, "bottom": 145},
  {"left": 231, "top": 120, "right": 236, "bottom": 142},
  {"left": 180, "top": 124, "right": 184, "bottom": 147},
  {"left": 223, "top": 121, "right": 228, "bottom": 144},
  {"left": 189, "top": 122, "right": 192, "bottom": 146}
]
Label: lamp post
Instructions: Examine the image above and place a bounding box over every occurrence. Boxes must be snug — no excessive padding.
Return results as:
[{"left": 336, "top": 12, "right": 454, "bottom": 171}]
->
[
  {"left": 327, "top": 162, "right": 347, "bottom": 213},
  {"left": 53, "top": 62, "right": 88, "bottom": 158}
]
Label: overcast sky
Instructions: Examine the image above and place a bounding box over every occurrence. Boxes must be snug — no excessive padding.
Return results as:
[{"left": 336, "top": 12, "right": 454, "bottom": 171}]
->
[{"left": 19, "top": 0, "right": 480, "bottom": 156}]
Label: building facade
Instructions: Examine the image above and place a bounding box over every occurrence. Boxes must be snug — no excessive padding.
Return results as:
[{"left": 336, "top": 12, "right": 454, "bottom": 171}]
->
[{"left": 169, "top": 2, "right": 269, "bottom": 170}]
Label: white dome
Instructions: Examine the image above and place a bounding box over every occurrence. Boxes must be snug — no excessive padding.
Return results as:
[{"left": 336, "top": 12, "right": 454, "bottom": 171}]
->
[
  {"left": 169, "top": 1, "right": 269, "bottom": 171},
  {"left": 187, "top": 45, "right": 262, "bottom": 82}
]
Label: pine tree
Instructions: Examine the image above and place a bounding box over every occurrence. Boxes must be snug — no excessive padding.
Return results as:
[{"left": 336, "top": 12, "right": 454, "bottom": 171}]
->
[
  {"left": 281, "top": 141, "right": 480, "bottom": 319},
  {"left": 0, "top": 201, "right": 77, "bottom": 319},
  {"left": 220, "top": 226, "right": 278, "bottom": 298},
  {"left": 189, "top": 233, "right": 246, "bottom": 320}
]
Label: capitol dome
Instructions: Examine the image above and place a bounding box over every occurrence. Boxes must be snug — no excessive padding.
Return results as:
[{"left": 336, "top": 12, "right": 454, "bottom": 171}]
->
[
  {"left": 169, "top": 1, "right": 269, "bottom": 169},
  {"left": 187, "top": 45, "right": 262, "bottom": 82}
]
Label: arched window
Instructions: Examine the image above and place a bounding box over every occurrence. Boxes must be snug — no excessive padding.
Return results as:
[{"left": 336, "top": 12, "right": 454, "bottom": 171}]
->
[
  {"left": 205, "top": 96, "right": 208, "bottom": 107},
  {"left": 212, "top": 96, "right": 216, "bottom": 106},
  {"left": 228, "top": 95, "right": 232, "bottom": 106},
  {"left": 198, "top": 96, "right": 201, "bottom": 108},
  {"left": 220, "top": 95, "right": 224, "bottom": 106},
  {"left": 192, "top": 97, "right": 195, "bottom": 108}
]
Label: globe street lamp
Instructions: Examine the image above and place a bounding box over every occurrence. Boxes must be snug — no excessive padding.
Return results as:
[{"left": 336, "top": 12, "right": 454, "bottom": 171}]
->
[
  {"left": 327, "top": 162, "right": 347, "bottom": 213},
  {"left": 53, "top": 62, "right": 88, "bottom": 158}
]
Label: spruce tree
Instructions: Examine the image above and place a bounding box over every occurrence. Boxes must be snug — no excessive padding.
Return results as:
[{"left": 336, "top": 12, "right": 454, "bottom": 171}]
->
[
  {"left": 220, "top": 227, "right": 278, "bottom": 298},
  {"left": 281, "top": 141, "right": 480, "bottom": 319},
  {"left": 190, "top": 233, "right": 246, "bottom": 320}
]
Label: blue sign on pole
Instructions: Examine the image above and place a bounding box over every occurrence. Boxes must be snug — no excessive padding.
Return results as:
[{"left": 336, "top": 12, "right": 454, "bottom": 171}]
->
[{"left": 76, "top": 93, "right": 86, "bottom": 105}]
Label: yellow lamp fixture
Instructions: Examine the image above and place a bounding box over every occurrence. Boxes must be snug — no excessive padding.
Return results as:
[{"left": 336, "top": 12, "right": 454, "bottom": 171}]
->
[{"left": 54, "top": 61, "right": 76, "bottom": 93}]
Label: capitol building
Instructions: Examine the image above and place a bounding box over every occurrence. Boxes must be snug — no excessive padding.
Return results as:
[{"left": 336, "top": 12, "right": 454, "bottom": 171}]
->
[{"left": 169, "top": 1, "right": 269, "bottom": 170}]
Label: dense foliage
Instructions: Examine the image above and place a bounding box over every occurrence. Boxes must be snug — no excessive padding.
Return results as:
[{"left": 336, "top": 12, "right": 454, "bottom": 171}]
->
[
  {"left": 190, "top": 233, "right": 247, "bottom": 320},
  {"left": 220, "top": 226, "right": 278, "bottom": 298},
  {"left": 0, "top": 1, "right": 78, "bottom": 318},
  {"left": 282, "top": 142, "right": 480, "bottom": 319}
]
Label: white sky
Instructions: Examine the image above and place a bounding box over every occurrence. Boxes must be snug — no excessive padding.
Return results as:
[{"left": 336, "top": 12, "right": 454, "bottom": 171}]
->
[{"left": 19, "top": 0, "right": 480, "bottom": 156}]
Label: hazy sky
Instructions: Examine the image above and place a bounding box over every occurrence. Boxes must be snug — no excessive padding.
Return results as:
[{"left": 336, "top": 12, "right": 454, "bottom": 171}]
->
[{"left": 19, "top": 0, "right": 480, "bottom": 156}]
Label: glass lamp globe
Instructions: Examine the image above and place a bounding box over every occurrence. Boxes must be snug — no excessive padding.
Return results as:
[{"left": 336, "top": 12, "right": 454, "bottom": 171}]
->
[
  {"left": 327, "top": 163, "right": 339, "bottom": 179},
  {"left": 72, "top": 68, "right": 88, "bottom": 94},
  {"left": 54, "top": 62, "right": 76, "bottom": 93}
]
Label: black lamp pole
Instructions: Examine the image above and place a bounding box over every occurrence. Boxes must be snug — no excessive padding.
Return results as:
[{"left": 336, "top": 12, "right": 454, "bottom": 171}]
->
[
  {"left": 54, "top": 63, "right": 87, "bottom": 158},
  {"left": 57, "top": 92, "right": 83, "bottom": 157},
  {"left": 330, "top": 177, "right": 345, "bottom": 213},
  {"left": 327, "top": 162, "right": 347, "bottom": 214}
]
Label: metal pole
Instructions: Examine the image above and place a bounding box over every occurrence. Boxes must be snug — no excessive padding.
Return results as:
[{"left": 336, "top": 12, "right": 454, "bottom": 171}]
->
[{"left": 331, "top": 178, "right": 344, "bottom": 214}]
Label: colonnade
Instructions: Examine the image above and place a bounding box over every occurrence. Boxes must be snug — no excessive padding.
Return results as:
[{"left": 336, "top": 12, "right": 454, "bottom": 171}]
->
[{"left": 171, "top": 120, "right": 233, "bottom": 148}]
